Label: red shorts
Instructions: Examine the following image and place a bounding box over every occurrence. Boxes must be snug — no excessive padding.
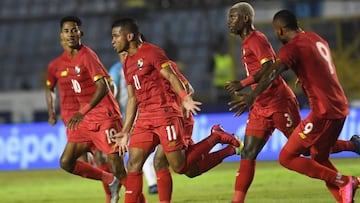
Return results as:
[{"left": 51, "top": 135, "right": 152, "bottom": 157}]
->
[
  {"left": 68, "top": 118, "right": 122, "bottom": 154},
  {"left": 87, "top": 118, "right": 122, "bottom": 154},
  {"left": 129, "top": 116, "right": 185, "bottom": 153},
  {"left": 246, "top": 97, "right": 301, "bottom": 140},
  {"left": 66, "top": 127, "right": 90, "bottom": 143},
  {"left": 284, "top": 113, "right": 346, "bottom": 154},
  {"left": 63, "top": 111, "right": 92, "bottom": 143}
]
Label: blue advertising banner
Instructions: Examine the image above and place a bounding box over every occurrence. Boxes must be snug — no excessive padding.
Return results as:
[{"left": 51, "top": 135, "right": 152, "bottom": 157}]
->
[
  {"left": 0, "top": 108, "right": 359, "bottom": 171},
  {"left": 0, "top": 122, "right": 67, "bottom": 170}
]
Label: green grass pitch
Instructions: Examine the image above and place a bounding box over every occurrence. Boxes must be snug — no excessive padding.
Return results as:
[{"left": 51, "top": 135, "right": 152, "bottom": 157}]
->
[{"left": 1, "top": 158, "right": 359, "bottom": 203}]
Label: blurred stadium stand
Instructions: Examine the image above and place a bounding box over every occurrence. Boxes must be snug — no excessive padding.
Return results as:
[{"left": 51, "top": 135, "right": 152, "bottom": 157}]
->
[{"left": 0, "top": 0, "right": 359, "bottom": 123}]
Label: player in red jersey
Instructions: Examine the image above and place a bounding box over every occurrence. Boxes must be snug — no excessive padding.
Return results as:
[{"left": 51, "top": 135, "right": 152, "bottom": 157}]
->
[
  {"left": 225, "top": 3, "right": 300, "bottom": 202},
  {"left": 46, "top": 36, "right": 117, "bottom": 203},
  {"left": 110, "top": 18, "right": 241, "bottom": 203},
  {"left": 152, "top": 60, "right": 243, "bottom": 203},
  {"left": 224, "top": 3, "right": 359, "bottom": 203},
  {"left": 229, "top": 10, "right": 359, "bottom": 203},
  {"left": 46, "top": 16, "right": 128, "bottom": 203}
]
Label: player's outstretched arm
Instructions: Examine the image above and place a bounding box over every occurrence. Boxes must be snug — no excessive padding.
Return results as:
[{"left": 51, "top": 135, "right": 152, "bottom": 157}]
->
[
  {"left": 111, "top": 85, "right": 137, "bottom": 156},
  {"left": 160, "top": 64, "right": 202, "bottom": 117},
  {"left": 228, "top": 60, "right": 286, "bottom": 116},
  {"left": 45, "top": 86, "right": 57, "bottom": 125},
  {"left": 225, "top": 60, "right": 275, "bottom": 94}
]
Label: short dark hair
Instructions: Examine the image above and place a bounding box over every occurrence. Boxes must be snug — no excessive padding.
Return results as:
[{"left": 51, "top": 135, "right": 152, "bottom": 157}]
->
[
  {"left": 273, "top": 10, "right": 299, "bottom": 30},
  {"left": 111, "top": 18, "right": 140, "bottom": 37},
  {"left": 60, "top": 16, "right": 82, "bottom": 28}
]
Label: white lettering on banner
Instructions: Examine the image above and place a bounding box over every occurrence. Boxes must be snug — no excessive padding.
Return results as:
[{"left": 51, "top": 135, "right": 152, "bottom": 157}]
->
[
  {"left": 1, "top": 108, "right": 360, "bottom": 171},
  {"left": 0, "top": 123, "right": 67, "bottom": 170},
  {"left": 6, "top": 128, "right": 21, "bottom": 164}
]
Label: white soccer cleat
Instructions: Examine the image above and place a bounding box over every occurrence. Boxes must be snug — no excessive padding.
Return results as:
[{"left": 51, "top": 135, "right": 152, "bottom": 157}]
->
[{"left": 109, "top": 177, "right": 121, "bottom": 203}]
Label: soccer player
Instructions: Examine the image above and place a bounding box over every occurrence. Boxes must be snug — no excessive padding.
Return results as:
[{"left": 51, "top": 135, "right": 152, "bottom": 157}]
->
[
  {"left": 110, "top": 18, "right": 241, "bottom": 203},
  {"left": 152, "top": 60, "right": 243, "bottom": 203},
  {"left": 109, "top": 60, "right": 159, "bottom": 195},
  {"left": 46, "top": 16, "right": 127, "bottom": 203},
  {"left": 47, "top": 36, "right": 117, "bottom": 203},
  {"left": 224, "top": 3, "right": 359, "bottom": 203},
  {"left": 229, "top": 9, "right": 359, "bottom": 203},
  {"left": 224, "top": 3, "right": 301, "bottom": 202}
]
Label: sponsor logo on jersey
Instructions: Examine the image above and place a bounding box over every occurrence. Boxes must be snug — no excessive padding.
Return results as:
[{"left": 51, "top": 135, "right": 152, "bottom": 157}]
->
[
  {"left": 298, "top": 132, "right": 306, "bottom": 139},
  {"left": 60, "top": 70, "right": 68, "bottom": 77}
]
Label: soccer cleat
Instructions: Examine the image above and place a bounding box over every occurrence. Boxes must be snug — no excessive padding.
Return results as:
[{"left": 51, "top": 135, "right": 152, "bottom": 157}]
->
[
  {"left": 211, "top": 124, "right": 240, "bottom": 147},
  {"left": 148, "top": 184, "right": 158, "bottom": 194},
  {"left": 350, "top": 135, "right": 360, "bottom": 155},
  {"left": 109, "top": 177, "right": 121, "bottom": 203},
  {"left": 233, "top": 136, "right": 244, "bottom": 155},
  {"left": 339, "top": 176, "right": 359, "bottom": 203}
]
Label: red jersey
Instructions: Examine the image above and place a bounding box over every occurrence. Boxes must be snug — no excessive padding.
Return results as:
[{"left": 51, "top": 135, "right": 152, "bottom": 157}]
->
[
  {"left": 46, "top": 51, "right": 79, "bottom": 123},
  {"left": 278, "top": 32, "right": 349, "bottom": 119},
  {"left": 65, "top": 45, "right": 121, "bottom": 122},
  {"left": 242, "top": 30, "right": 295, "bottom": 113},
  {"left": 123, "top": 42, "right": 182, "bottom": 119}
]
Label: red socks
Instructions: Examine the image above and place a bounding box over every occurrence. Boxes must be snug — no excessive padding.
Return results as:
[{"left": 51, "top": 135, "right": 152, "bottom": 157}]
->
[
  {"left": 125, "top": 171, "right": 143, "bottom": 203},
  {"left": 156, "top": 169, "right": 172, "bottom": 203},
  {"left": 232, "top": 159, "right": 256, "bottom": 203},
  {"left": 72, "top": 160, "right": 114, "bottom": 184},
  {"left": 197, "top": 145, "right": 235, "bottom": 174},
  {"left": 97, "top": 163, "right": 112, "bottom": 201}
]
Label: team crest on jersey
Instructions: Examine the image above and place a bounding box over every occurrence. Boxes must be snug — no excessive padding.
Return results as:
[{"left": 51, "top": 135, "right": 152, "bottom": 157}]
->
[
  {"left": 75, "top": 66, "right": 81, "bottom": 75},
  {"left": 137, "top": 59, "right": 143, "bottom": 69}
]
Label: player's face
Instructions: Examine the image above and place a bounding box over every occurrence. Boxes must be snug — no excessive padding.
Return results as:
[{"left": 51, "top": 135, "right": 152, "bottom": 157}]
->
[
  {"left": 272, "top": 21, "right": 287, "bottom": 44},
  {"left": 60, "top": 35, "right": 71, "bottom": 52},
  {"left": 112, "top": 26, "right": 130, "bottom": 53},
  {"left": 60, "top": 22, "right": 82, "bottom": 49},
  {"left": 228, "top": 8, "right": 246, "bottom": 34}
]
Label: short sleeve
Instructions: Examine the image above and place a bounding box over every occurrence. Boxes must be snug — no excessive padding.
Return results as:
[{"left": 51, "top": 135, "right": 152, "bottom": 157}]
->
[
  {"left": 278, "top": 43, "right": 298, "bottom": 69},
  {"left": 83, "top": 50, "right": 109, "bottom": 81},
  {"left": 250, "top": 35, "right": 276, "bottom": 65},
  {"left": 150, "top": 46, "right": 170, "bottom": 72}
]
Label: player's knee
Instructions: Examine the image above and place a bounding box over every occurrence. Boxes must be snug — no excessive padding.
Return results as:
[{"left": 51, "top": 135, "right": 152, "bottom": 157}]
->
[
  {"left": 113, "top": 167, "right": 127, "bottom": 180},
  {"left": 184, "top": 167, "right": 200, "bottom": 178},
  {"left": 241, "top": 147, "right": 258, "bottom": 160},
  {"left": 279, "top": 148, "right": 293, "bottom": 168},
  {"left": 127, "top": 158, "right": 144, "bottom": 172},
  {"left": 59, "top": 156, "right": 75, "bottom": 172},
  {"left": 172, "top": 162, "right": 187, "bottom": 174},
  {"left": 185, "top": 173, "right": 197, "bottom": 178},
  {"left": 154, "top": 157, "right": 169, "bottom": 171},
  {"left": 110, "top": 162, "right": 127, "bottom": 180}
]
